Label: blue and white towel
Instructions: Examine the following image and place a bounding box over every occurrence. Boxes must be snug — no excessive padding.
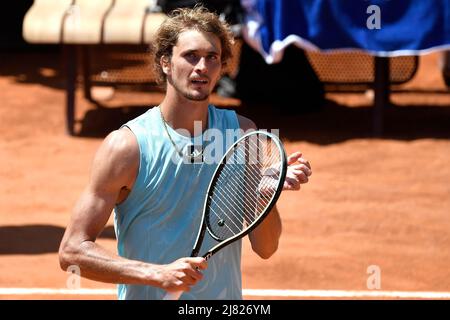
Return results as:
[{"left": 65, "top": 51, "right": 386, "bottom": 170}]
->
[{"left": 242, "top": 0, "right": 450, "bottom": 63}]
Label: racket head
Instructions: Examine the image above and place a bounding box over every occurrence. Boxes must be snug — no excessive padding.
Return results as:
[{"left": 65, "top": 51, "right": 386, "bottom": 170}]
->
[{"left": 201, "top": 130, "right": 287, "bottom": 257}]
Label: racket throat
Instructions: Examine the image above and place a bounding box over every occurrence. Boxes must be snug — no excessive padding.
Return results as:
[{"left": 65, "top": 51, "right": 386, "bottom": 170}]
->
[
  {"left": 191, "top": 248, "right": 212, "bottom": 261},
  {"left": 191, "top": 248, "right": 200, "bottom": 257},
  {"left": 203, "top": 252, "right": 213, "bottom": 261}
]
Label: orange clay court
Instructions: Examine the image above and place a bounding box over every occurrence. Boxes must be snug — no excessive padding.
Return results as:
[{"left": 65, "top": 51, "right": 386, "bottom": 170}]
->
[{"left": 0, "top": 50, "right": 449, "bottom": 300}]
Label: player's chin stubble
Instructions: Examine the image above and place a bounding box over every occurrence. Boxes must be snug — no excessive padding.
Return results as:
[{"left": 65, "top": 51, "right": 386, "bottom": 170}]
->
[{"left": 168, "top": 77, "right": 213, "bottom": 102}]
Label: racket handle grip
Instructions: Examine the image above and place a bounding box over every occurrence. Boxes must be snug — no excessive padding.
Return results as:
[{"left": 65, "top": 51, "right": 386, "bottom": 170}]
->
[{"left": 163, "top": 290, "right": 183, "bottom": 300}]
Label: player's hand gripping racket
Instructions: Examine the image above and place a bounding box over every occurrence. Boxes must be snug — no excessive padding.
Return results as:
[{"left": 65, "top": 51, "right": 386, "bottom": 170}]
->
[{"left": 163, "top": 130, "right": 287, "bottom": 300}]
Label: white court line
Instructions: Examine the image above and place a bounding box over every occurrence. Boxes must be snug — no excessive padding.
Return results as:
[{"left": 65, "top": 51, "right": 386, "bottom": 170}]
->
[
  {"left": 244, "top": 289, "right": 450, "bottom": 299},
  {"left": 0, "top": 288, "right": 450, "bottom": 299}
]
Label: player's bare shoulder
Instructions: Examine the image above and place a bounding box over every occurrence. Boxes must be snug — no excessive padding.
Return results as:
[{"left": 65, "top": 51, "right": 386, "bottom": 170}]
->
[
  {"left": 104, "top": 127, "right": 138, "bottom": 163},
  {"left": 90, "top": 127, "right": 139, "bottom": 192}
]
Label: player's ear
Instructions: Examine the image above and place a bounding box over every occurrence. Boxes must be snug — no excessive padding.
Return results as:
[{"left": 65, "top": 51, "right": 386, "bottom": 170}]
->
[{"left": 161, "top": 55, "right": 171, "bottom": 76}]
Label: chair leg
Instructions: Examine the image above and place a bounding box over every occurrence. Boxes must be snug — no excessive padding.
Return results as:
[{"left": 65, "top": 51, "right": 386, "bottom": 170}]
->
[
  {"left": 373, "top": 56, "right": 390, "bottom": 137},
  {"left": 442, "top": 51, "right": 450, "bottom": 87},
  {"left": 64, "top": 45, "right": 77, "bottom": 135},
  {"left": 81, "top": 46, "right": 93, "bottom": 102}
]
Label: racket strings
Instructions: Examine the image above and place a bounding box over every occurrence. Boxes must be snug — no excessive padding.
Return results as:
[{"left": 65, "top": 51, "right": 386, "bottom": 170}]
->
[
  {"left": 208, "top": 161, "right": 278, "bottom": 238},
  {"left": 230, "top": 137, "right": 282, "bottom": 199},
  {"left": 209, "top": 171, "right": 259, "bottom": 233},
  {"left": 211, "top": 140, "right": 279, "bottom": 224},
  {"left": 214, "top": 150, "right": 278, "bottom": 220},
  {"left": 225, "top": 138, "right": 281, "bottom": 195},
  {"left": 209, "top": 168, "right": 268, "bottom": 233},
  {"left": 207, "top": 135, "right": 283, "bottom": 240}
]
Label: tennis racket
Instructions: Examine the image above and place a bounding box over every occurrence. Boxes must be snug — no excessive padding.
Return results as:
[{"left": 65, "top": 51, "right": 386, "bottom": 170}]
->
[{"left": 163, "top": 130, "right": 287, "bottom": 300}]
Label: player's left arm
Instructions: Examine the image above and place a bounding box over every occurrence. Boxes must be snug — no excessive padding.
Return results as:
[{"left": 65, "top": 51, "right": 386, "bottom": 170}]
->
[{"left": 237, "top": 115, "right": 312, "bottom": 259}]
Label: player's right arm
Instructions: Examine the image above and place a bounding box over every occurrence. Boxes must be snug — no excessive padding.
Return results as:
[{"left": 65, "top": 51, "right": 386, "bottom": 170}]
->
[{"left": 58, "top": 128, "right": 207, "bottom": 292}]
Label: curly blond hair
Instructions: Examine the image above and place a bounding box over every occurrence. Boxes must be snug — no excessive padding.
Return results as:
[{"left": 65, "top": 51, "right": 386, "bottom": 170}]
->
[{"left": 152, "top": 6, "right": 235, "bottom": 84}]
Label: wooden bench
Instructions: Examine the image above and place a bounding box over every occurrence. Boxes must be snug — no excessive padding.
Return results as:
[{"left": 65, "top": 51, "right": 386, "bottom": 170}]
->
[{"left": 23, "top": 0, "right": 167, "bottom": 135}]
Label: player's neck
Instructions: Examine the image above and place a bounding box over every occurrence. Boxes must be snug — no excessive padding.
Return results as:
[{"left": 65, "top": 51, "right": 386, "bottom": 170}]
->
[{"left": 159, "top": 95, "right": 209, "bottom": 135}]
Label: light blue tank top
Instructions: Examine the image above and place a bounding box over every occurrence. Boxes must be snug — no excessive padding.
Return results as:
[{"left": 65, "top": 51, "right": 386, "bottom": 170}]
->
[{"left": 114, "top": 105, "right": 243, "bottom": 300}]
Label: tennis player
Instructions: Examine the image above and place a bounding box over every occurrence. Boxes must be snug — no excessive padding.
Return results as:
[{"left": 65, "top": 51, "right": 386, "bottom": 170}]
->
[{"left": 59, "top": 6, "right": 312, "bottom": 300}]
